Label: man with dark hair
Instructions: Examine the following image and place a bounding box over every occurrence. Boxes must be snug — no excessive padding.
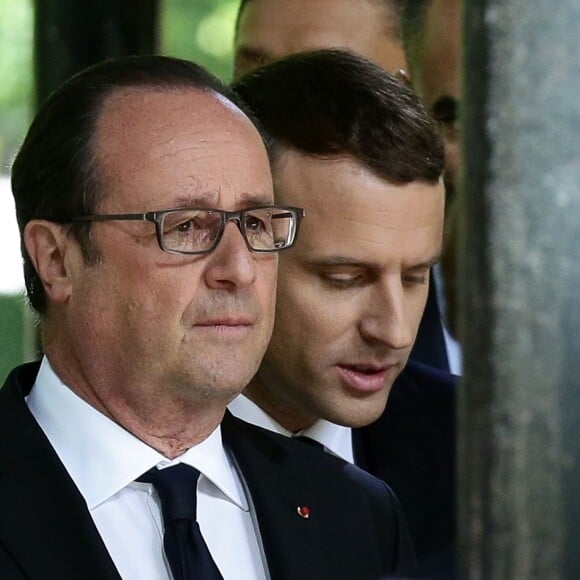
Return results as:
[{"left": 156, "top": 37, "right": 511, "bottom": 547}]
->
[
  {"left": 233, "top": 0, "right": 407, "bottom": 79},
  {"left": 1, "top": 54, "right": 414, "bottom": 579},
  {"left": 233, "top": 0, "right": 457, "bottom": 375},
  {"left": 231, "top": 49, "right": 456, "bottom": 576},
  {"left": 402, "top": 0, "right": 463, "bottom": 366}
]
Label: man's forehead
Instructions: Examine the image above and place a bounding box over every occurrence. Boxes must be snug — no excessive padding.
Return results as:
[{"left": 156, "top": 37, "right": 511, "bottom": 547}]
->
[
  {"left": 94, "top": 86, "right": 259, "bottom": 156},
  {"left": 273, "top": 150, "right": 381, "bottom": 191},
  {"left": 273, "top": 150, "right": 444, "bottom": 226},
  {"left": 236, "top": 0, "right": 403, "bottom": 61},
  {"left": 275, "top": 157, "right": 387, "bottom": 210},
  {"left": 92, "top": 86, "right": 271, "bottom": 210},
  {"left": 99, "top": 85, "right": 238, "bottom": 124}
]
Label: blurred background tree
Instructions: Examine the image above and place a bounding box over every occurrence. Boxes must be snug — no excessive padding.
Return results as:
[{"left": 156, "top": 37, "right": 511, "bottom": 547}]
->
[
  {"left": 0, "top": 0, "right": 238, "bottom": 173},
  {"left": 0, "top": 0, "right": 33, "bottom": 174}
]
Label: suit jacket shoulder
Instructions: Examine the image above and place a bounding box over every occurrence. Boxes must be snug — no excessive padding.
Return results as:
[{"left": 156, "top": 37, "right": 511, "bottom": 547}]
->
[
  {"left": 0, "top": 362, "right": 121, "bottom": 580},
  {"left": 353, "top": 360, "right": 457, "bottom": 576},
  {"left": 223, "top": 413, "right": 416, "bottom": 579}
]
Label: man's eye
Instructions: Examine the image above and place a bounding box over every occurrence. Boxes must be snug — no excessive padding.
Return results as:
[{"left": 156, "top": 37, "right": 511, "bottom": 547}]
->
[
  {"left": 403, "top": 273, "right": 427, "bottom": 287},
  {"left": 322, "top": 273, "right": 362, "bottom": 287},
  {"left": 164, "top": 216, "right": 216, "bottom": 246},
  {"left": 432, "top": 95, "right": 458, "bottom": 127},
  {"left": 245, "top": 215, "right": 267, "bottom": 232},
  {"left": 176, "top": 220, "right": 194, "bottom": 233}
]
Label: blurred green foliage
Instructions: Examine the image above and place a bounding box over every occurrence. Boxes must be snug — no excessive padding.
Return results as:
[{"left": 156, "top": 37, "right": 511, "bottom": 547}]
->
[
  {"left": 0, "top": 295, "right": 28, "bottom": 383},
  {"left": 0, "top": 0, "right": 33, "bottom": 175},
  {"left": 161, "top": 0, "right": 239, "bottom": 81}
]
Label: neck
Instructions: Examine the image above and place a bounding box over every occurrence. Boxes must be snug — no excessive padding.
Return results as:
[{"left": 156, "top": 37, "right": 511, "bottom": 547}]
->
[
  {"left": 44, "top": 346, "right": 230, "bottom": 459},
  {"left": 244, "top": 374, "right": 317, "bottom": 433},
  {"left": 105, "top": 400, "right": 226, "bottom": 459},
  {"left": 79, "top": 382, "right": 227, "bottom": 459}
]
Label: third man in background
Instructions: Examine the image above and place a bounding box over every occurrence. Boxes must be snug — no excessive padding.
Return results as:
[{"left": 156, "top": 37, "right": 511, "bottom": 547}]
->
[{"left": 234, "top": 0, "right": 406, "bottom": 78}]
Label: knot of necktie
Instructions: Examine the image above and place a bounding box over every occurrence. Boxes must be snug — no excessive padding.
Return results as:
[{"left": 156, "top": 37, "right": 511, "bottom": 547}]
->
[
  {"left": 139, "top": 463, "right": 200, "bottom": 522},
  {"left": 137, "top": 463, "right": 224, "bottom": 580}
]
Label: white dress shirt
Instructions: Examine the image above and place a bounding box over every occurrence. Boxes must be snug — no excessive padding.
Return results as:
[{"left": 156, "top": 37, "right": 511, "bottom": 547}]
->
[
  {"left": 26, "top": 357, "right": 269, "bottom": 580},
  {"left": 228, "top": 394, "right": 355, "bottom": 464}
]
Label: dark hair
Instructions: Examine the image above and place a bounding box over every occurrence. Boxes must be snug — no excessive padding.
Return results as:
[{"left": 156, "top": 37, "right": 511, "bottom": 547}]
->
[
  {"left": 11, "top": 55, "right": 252, "bottom": 314},
  {"left": 232, "top": 49, "right": 444, "bottom": 184}
]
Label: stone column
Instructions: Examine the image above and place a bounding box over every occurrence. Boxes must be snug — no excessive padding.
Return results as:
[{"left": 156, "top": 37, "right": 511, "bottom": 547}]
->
[{"left": 459, "top": 0, "right": 580, "bottom": 578}]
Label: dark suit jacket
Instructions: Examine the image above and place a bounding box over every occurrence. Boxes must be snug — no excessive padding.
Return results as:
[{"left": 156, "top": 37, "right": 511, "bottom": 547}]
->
[
  {"left": 353, "top": 360, "right": 457, "bottom": 578},
  {"left": 410, "top": 273, "right": 450, "bottom": 372},
  {"left": 0, "top": 362, "right": 414, "bottom": 580}
]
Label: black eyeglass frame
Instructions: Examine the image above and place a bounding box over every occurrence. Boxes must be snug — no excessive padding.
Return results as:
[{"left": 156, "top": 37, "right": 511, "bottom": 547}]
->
[{"left": 62, "top": 205, "right": 305, "bottom": 255}]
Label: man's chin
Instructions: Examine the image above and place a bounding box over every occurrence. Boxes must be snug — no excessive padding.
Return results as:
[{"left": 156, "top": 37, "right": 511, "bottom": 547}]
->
[{"left": 327, "top": 399, "right": 390, "bottom": 429}]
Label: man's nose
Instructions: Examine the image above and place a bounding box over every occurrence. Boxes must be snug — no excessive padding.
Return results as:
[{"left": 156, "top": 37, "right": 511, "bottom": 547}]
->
[
  {"left": 203, "top": 221, "right": 257, "bottom": 291},
  {"left": 358, "top": 280, "right": 414, "bottom": 350}
]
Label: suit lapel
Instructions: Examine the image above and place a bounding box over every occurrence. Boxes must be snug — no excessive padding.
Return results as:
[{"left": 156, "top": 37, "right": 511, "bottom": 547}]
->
[
  {"left": 222, "top": 413, "right": 384, "bottom": 580},
  {"left": 0, "top": 364, "right": 121, "bottom": 580},
  {"left": 222, "top": 414, "right": 326, "bottom": 579}
]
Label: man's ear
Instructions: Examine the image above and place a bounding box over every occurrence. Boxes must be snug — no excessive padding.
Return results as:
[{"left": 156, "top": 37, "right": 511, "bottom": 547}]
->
[
  {"left": 23, "top": 220, "right": 80, "bottom": 305},
  {"left": 393, "top": 68, "right": 411, "bottom": 88}
]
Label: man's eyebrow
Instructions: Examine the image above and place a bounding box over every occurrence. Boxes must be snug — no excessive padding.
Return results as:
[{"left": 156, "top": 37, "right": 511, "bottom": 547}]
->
[
  {"left": 170, "top": 193, "right": 273, "bottom": 209},
  {"left": 306, "top": 256, "right": 368, "bottom": 268},
  {"left": 239, "top": 193, "right": 275, "bottom": 207},
  {"left": 406, "top": 252, "right": 443, "bottom": 271},
  {"left": 172, "top": 193, "right": 216, "bottom": 208},
  {"left": 307, "top": 253, "right": 443, "bottom": 270}
]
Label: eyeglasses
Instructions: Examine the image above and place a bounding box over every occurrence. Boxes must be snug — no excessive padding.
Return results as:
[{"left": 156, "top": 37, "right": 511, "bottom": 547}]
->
[{"left": 65, "top": 205, "right": 305, "bottom": 255}]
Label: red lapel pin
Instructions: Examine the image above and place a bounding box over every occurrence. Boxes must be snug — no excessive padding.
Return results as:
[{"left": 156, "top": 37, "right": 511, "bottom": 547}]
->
[{"left": 297, "top": 506, "right": 310, "bottom": 519}]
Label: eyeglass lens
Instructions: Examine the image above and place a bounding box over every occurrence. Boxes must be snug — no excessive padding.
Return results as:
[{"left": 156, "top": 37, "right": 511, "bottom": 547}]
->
[{"left": 160, "top": 208, "right": 296, "bottom": 253}]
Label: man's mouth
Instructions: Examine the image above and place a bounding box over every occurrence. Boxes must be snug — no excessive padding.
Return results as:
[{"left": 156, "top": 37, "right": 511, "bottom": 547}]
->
[
  {"left": 335, "top": 363, "right": 397, "bottom": 393},
  {"left": 193, "top": 317, "right": 255, "bottom": 337},
  {"left": 196, "top": 317, "right": 253, "bottom": 327}
]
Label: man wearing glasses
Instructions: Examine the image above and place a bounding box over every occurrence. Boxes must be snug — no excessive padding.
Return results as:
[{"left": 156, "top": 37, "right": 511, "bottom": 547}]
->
[{"left": 0, "top": 56, "right": 413, "bottom": 579}]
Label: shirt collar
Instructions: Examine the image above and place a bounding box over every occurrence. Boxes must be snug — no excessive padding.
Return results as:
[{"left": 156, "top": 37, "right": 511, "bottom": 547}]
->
[
  {"left": 27, "top": 357, "right": 247, "bottom": 511},
  {"left": 299, "top": 420, "right": 354, "bottom": 463},
  {"left": 228, "top": 393, "right": 294, "bottom": 436},
  {"left": 229, "top": 394, "right": 354, "bottom": 462}
]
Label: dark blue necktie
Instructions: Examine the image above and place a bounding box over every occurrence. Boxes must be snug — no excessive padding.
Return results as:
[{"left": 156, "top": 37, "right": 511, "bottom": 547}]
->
[{"left": 139, "top": 464, "right": 223, "bottom": 580}]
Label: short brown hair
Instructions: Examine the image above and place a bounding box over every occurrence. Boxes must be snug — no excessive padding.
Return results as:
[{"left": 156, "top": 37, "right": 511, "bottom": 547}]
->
[{"left": 232, "top": 49, "right": 444, "bottom": 184}]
